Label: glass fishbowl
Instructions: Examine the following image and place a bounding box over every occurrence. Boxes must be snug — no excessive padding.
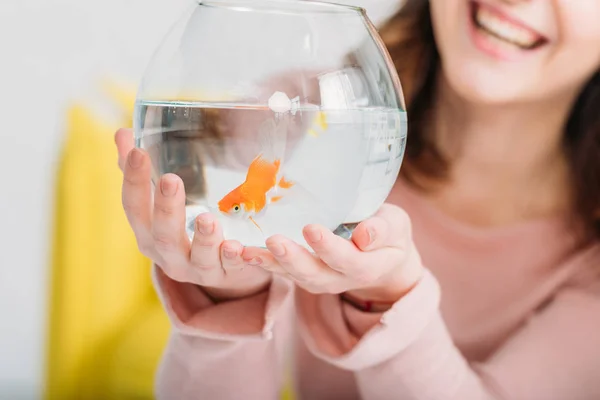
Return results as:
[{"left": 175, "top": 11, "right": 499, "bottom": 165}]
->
[{"left": 133, "top": 0, "right": 407, "bottom": 249}]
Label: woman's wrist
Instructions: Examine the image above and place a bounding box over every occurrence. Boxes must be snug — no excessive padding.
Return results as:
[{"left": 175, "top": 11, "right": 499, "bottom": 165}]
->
[
  {"left": 340, "top": 291, "right": 399, "bottom": 312},
  {"left": 342, "top": 265, "right": 424, "bottom": 312}
]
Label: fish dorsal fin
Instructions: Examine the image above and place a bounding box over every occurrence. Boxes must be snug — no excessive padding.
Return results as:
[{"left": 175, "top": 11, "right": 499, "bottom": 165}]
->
[
  {"left": 257, "top": 116, "right": 289, "bottom": 163},
  {"left": 245, "top": 153, "right": 279, "bottom": 190},
  {"left": 257, "top": 119, "right": 277, "bottom": 163},
  {"left": 256, "top": 112, "right": 293, "bottom": 194}
]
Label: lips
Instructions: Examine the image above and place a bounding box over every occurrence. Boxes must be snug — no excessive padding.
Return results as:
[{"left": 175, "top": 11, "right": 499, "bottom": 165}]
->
[{"left": 470, "top": 1, "right": 548, "bottom": 50}]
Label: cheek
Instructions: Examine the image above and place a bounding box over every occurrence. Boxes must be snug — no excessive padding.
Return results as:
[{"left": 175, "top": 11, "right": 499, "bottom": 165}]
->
[
  {"left": 429, "top": 0, "right": 522, "bottom": 103},
  {"left": 428, "top": 0, "right": 600, "bottom": 105},
  {"left": 429, "top": 0, "right": 464, "bottom": 52},
  {"left": 549, "top": 2, "right": 600, "bottom": 93},
  {"left": 429, "top": 0, "right": 561, "bottom": 104}
]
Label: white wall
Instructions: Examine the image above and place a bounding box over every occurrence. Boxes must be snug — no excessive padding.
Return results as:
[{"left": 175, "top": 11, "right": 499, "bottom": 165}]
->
[{"left": 0, "top": 0, "right": 401, "bottom": 398}]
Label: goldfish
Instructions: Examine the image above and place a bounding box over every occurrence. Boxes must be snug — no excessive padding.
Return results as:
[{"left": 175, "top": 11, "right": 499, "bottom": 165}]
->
[{"left": 217, "top": 153, "right": 294, "bottom": 232}]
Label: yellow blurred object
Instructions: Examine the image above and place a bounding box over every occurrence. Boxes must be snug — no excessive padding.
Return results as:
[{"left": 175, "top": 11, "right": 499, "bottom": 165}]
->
[
  {"left": 44, "top": 83, "right": 296, "bottom": 400},
  {"left": 44, "top": 83, "right": 170, "bottom": 399}
]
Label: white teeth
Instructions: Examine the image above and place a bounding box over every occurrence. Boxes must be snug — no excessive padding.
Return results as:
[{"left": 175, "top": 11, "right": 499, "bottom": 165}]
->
[
  {"left": 475, "top": 6, "right": 540, "bottom": 48},
  {"left": 478, "top": 27, "right": 527, "bottom": 54}
]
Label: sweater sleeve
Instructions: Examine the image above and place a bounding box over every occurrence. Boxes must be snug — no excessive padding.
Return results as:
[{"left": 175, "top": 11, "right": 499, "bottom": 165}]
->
[
  {"left": 150, "top": 265, "right": 295, "bottom": 400},
  {"left": 295, "top": 246, "right": 600, "bottom": 400}
]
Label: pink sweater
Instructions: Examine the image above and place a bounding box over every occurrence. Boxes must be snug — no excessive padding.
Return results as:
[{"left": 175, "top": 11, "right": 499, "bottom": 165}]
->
[{"left": 151, "top": 180, "right": 600, "bottom": 400}]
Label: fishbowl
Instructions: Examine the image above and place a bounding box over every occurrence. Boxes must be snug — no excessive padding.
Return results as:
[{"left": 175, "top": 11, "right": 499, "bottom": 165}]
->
[{"left": 133, "top": 0, "right": 408, "bottom": 249}]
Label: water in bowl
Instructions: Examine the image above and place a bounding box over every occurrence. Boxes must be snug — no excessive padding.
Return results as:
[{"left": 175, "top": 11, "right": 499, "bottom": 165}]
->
[{"left": 134, "top": 100, "right": 406, "bottom": 249}]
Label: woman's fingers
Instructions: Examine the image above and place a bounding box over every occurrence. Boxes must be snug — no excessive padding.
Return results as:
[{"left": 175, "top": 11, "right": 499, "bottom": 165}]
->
[
  {"left": 190, "top": 213, "right": 223, "bottom": 267},
  {"left": 352, "top": 204, "right": 411, "bottom": 251},
  {"left": 264, "top": 235, "right": 342, "bottom": 288},
  {"left": 304, "top": 220, "right": 406, "bottom": 284},
  {"left": 220, "top": 240, "right": 245, "bottom": 273},
  {"left": 115, "top": 128, "right": 135, "bottom": 172},
  {"left": 241, "top": 247, "right": 287, "bottom": 275},
  {"left": 350, "top": 215, "right": 388, "bottom": 252},
  {"left": 152, "top": 173, "right": 191, "bottom": 267},
  {"left": 122, "top": 148, "right": 155, "bottom": 256},
  {"left": 303, "top": 225, "right": 367, "bottom": 276},
  {"left": 117, "top": 128, "right": 261, "bottom": 289},
  {"left": 189, "top": 213, "right": 226, "bottom": 283}
]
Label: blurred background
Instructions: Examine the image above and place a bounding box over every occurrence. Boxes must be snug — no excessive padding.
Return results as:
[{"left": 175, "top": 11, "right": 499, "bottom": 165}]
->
[{"left": 0, "top": 0, "right": 403, "bottom": 398}]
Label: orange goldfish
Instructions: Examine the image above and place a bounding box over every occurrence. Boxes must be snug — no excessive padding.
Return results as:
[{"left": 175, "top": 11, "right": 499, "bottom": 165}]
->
[{"left": 217, "top": 154, "right": 294, "bottom": 232}]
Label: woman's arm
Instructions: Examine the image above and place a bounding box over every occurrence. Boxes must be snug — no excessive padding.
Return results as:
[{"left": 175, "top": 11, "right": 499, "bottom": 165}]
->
[
  {"left": 295, "top": 246, "right": 600, "bottom": 400},
  {"left": 151, "top": 265, "right": 295, "bottom": 400}
]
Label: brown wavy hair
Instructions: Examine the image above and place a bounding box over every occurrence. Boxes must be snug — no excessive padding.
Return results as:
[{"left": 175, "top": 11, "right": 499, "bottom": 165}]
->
[{"left": 379, "top": 0, "right": 600, "bottom": 241}]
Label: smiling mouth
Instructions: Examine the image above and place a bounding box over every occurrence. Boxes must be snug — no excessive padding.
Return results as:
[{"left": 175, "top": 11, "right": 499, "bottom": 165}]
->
[{"left": 470, "top": 1, "right": 548, "bottom": 50}]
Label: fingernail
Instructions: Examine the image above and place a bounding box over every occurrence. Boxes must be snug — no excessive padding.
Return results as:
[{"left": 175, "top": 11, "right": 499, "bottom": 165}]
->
[
  {"left": 367, "top": 227, "right": 376, "bottom": 245},
  {"left": 306, "top": 226, "right": 322, "bottom": 243},
  {"left": 269, "top": 242, "right": 286, "bottom": 257},
  {"left": 129, "top": 149, "right": 143, "bottom": 168},
  {"left": 196, "top": 216, "right": 214, "bottom": 235},
  {"left": 247, "top": 257, "right": 262, "bottom": 266},
  {"left": 160, "top": 176, "right": 178, "bottom": 197},
  {"left": 223, "top": 249, "right": 237, "bottom": 259}
]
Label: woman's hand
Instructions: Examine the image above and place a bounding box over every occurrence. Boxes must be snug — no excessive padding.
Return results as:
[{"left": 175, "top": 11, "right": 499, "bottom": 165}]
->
[
  {"left": 115, "top": 128, "right": 272, "bottom": 301},
  {"left": 241, "top": 204, "right": 424, "bottom": 305}
]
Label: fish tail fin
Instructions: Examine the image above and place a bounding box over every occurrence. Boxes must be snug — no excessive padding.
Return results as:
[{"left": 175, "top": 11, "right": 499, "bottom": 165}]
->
[
  {"left": 265, "top": 174, "right": 294, "bottom": 206},
  {"left": 278, "top": 176, "right": 294, "bottom": 189},
  {"left": 267, "top": 180, "right": 341, "bottom": 230}
]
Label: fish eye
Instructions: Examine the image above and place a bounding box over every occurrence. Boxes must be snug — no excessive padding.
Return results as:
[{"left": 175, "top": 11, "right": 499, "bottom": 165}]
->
[{"left": 233, "top": 204, "right": 240, "bottom": 212}]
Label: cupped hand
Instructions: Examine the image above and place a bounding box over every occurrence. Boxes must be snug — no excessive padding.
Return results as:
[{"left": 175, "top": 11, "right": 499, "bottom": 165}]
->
[
  {"left": 241, "top": 204, "right": 424, "bottom": 303},
  {"left": 114, "top": 128, "right": 271, "bottom": 301}
]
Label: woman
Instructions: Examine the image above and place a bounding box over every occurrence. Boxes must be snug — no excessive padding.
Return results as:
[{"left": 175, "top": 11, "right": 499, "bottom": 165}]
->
[{"left": 115, "top": 0, "right": 600, "bottom": 398}]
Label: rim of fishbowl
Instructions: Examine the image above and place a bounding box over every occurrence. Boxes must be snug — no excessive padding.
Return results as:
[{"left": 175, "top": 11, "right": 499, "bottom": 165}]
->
[{"left": 197, "top": 0, "right": 366, "bottom": 15}]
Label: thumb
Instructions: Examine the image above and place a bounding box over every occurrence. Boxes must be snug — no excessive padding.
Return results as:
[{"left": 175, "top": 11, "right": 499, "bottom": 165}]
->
[{"left": 352, "top": 204, "right": 411, "bottom": 252}]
